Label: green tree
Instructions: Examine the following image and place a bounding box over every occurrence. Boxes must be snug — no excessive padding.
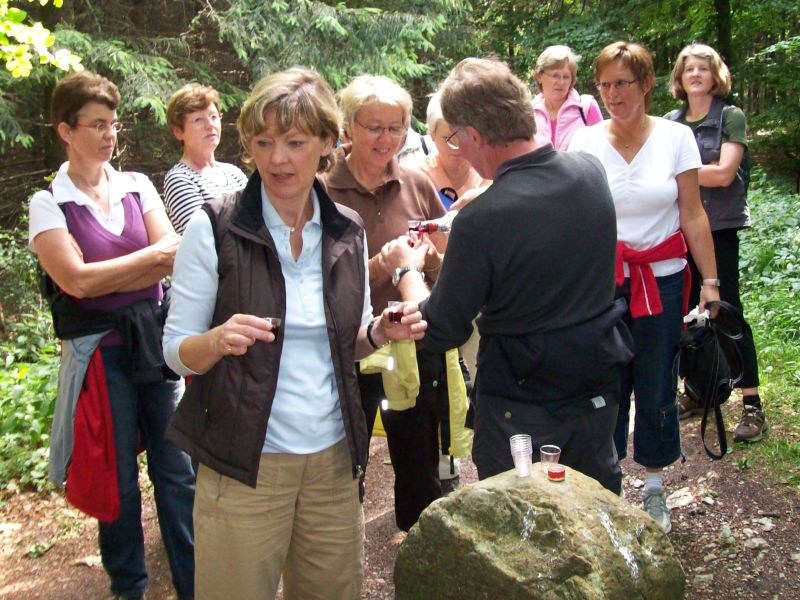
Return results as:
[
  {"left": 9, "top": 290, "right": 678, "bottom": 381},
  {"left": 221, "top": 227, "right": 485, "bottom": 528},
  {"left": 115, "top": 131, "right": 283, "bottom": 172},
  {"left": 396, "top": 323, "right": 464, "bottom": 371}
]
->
[{"left": 1, "top": 0, "right": 81, "bottom": 77}]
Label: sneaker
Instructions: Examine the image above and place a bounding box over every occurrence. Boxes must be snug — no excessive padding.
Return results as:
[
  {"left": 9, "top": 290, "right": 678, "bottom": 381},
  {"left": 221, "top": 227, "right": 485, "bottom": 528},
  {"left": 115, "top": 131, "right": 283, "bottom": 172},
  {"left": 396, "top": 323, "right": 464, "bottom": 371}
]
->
[
  {"left": 734, "top": 405, "right": 768, "bottom": 442},
  {"left": 642, "top": 488, "right": 671, "bottom": 534},
  {"left": 677, "top": 392, "right": 703, "bottom": 420},
  {"left": 438, "top": 454, "right": 460, "bottom": 480}
]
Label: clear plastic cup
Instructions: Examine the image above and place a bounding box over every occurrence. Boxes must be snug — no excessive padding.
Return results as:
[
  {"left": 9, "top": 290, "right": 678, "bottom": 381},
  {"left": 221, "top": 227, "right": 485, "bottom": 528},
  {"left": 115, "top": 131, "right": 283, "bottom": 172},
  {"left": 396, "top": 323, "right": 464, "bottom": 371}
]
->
[
  {"left": 263, "top": 317, "right": 282, "bottom": 334},
  {"left": 509, "top": 434, "right": 533, "bottom": 477},
  {"left": 539, "top": 444, "right": 561, "bottom": 473},
  {"left": 387, "top": 301, "right": 403, "bottom": 323}
]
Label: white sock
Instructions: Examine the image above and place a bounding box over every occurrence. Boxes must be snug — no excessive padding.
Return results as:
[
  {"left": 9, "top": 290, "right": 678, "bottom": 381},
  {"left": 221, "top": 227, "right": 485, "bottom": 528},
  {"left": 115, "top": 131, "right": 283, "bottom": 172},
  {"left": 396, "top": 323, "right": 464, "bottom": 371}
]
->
[{"left": 644, "top": 471, "right": 664, "bottom": 492}]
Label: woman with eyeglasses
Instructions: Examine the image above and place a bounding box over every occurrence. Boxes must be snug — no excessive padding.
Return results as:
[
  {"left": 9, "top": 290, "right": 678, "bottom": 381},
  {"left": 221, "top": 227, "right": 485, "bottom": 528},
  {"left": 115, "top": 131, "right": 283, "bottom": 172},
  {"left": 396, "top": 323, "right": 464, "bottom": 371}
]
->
[
  {"left": 28, "top": 71, "right": 195, "bottom": 600},
  {"left": 321, "top": 75, "right": 449, "bottom": 533},
  {"left": 569, "top": 42, "right": 719, "bottom": 535},
  {"left": 416, "top": 91, "right": 491, "bottom": 211},
  {"left": 532, "top": 45, "right": 603, "bottom": 150},
  {"left": 665, "top": 43, "right": 765, "bottom": 443},
  {"left": 163, "top": 83, "right": 248, "bottom": 234}
]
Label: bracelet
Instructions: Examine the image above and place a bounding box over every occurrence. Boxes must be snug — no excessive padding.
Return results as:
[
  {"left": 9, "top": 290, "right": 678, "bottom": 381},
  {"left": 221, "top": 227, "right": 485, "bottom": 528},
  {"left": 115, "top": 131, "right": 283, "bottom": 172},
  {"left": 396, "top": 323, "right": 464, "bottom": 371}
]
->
[
  {"left": 702, "top": 278, "right": 721, "bottom": 287},
  {"left": 366, "top": 317, "right": 382, "bottom": 350}
]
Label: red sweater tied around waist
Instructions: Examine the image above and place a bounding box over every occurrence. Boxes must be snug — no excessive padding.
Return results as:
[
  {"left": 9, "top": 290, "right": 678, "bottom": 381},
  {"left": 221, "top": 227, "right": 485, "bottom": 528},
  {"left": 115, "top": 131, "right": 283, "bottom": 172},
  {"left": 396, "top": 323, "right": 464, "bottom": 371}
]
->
[{"left": 615, "top": 230, "right": 690, "bottom": 318}]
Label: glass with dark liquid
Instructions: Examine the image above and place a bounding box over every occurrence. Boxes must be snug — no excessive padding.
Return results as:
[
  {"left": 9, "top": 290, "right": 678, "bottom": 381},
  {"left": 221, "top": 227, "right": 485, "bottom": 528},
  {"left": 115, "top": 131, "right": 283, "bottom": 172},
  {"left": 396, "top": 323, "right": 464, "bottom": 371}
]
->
[
  {"left": 264, "top": 317, "right": 282, "bottom": 335},
  {"left": 387, "top": 301, "right": 403, "bottom": 323}
]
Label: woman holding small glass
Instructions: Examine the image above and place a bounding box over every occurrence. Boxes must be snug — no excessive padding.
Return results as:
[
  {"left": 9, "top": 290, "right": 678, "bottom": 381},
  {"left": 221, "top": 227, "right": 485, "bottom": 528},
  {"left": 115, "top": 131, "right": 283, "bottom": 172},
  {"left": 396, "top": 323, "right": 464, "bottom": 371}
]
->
[
  {"left": 321, "top": 74, "right": 449, "bottom": 532},
  {"left": 163, "top": 67, "right": 424, "bottom": 599}
]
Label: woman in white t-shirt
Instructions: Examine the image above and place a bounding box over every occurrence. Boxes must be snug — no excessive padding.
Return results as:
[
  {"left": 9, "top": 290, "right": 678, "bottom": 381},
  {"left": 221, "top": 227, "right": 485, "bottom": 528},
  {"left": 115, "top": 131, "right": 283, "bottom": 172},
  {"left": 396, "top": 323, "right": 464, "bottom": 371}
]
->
[
  {"left": 163, "top": 83, "right": 248, "bottom": 233},
  {"left": 569, "top": 41, "right": 719, "bottom": 534}
]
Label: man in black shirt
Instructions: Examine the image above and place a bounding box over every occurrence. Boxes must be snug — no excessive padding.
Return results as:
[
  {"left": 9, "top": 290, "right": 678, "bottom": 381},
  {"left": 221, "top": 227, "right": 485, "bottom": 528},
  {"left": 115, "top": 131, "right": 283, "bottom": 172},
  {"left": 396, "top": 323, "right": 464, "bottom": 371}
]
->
[{"left": 382, "top": 57, "right": 631, "bottom": 493}]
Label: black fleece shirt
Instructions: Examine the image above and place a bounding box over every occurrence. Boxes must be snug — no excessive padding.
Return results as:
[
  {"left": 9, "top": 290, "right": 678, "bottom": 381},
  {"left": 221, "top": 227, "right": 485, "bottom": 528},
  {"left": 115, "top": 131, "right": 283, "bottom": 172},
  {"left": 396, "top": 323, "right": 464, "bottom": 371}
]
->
[{"left": 421, "top": 144, "right": 618, "bottom": 353}]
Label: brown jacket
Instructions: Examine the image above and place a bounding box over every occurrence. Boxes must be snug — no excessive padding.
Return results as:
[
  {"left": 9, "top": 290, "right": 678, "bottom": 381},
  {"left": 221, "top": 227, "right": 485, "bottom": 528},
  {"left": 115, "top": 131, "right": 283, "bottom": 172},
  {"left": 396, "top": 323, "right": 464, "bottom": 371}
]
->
[{"left": 166, "top": 173, "right": 369, "bottom": 488}]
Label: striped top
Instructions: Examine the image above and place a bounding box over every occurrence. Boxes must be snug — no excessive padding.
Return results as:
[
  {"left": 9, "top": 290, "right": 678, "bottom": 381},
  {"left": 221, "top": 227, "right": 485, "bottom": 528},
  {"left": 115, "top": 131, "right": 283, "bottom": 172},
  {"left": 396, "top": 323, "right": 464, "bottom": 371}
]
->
[{"left": 163, "top": 161, "right": 248, "bottom": 234}]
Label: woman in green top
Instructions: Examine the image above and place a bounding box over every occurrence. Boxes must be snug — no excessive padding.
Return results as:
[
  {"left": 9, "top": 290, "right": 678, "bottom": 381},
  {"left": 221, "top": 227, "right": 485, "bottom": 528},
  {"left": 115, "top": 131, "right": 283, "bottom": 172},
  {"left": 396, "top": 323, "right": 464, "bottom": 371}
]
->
[{"left": 667, "top": 42, "right": 765, "bottom": 443}]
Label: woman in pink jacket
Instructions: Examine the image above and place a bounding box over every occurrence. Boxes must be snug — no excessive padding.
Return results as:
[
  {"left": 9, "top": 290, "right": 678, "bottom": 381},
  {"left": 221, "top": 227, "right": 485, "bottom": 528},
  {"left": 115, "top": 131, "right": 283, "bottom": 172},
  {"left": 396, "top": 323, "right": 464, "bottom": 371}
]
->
[{"left": 532, "top": 45, "right": 603, "bottom": 150}]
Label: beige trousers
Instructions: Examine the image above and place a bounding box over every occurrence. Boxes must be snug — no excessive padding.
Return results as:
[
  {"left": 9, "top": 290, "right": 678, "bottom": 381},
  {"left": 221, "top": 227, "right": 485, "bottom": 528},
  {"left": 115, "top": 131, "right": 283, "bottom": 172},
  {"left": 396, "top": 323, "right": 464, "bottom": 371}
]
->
[{"left": 194, "top": 439, "right": 364, "bottom": 600}]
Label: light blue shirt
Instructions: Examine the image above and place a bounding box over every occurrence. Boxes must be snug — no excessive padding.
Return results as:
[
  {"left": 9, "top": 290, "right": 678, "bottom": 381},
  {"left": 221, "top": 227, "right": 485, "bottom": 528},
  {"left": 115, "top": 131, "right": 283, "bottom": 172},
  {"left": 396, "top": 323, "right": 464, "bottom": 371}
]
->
[{"left": 163, "top": 185, "right": 372, "bottom": 454}]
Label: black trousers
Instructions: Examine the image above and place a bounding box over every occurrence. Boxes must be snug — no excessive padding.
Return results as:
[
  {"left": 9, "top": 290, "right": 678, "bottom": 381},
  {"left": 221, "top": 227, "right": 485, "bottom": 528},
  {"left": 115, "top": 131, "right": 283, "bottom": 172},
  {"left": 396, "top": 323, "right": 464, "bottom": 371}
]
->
[
  {"left": 358, "top": 348, "right": 445, "bottom": 531},
  {"left": 687, "top": 228, "right": 760, "bottom": 389},
  {"left": 472, "top": 389, "right": 623, "bottom": 495}
]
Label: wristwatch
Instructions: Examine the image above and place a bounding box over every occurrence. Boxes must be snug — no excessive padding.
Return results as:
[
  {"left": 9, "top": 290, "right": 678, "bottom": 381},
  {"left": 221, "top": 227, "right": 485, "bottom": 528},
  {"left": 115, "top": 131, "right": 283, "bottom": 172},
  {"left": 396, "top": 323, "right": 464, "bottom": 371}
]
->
[
  {"left": 392, "top": 265, "right": 424, "bottom": 286},
  {"left": 702, "top": 278, "right": 721, "bottom": 287}
]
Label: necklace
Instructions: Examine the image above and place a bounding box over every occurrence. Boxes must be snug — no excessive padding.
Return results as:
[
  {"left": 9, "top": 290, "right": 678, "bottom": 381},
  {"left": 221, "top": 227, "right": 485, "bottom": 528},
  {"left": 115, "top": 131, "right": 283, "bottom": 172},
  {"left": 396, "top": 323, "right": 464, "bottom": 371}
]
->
[
  {"left": 69, "top": 170, "right": 107, "bottom": 202},
  {"left": 614, "top": 117, "right": 649, "bottom": 149}
]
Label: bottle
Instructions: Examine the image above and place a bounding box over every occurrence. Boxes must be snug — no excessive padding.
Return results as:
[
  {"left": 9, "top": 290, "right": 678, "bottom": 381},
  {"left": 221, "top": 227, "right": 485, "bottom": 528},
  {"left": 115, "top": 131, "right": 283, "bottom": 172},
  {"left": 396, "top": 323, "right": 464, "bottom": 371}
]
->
[{"left": 409, "top": 210, "right": 458, "bottom": 234}]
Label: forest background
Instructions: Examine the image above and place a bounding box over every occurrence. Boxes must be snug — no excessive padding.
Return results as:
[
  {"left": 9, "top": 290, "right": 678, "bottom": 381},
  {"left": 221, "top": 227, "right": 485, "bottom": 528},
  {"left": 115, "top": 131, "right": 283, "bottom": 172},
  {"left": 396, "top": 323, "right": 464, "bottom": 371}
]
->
[{"left": 0, "top": 0, "right": 798, "bottom": 495}]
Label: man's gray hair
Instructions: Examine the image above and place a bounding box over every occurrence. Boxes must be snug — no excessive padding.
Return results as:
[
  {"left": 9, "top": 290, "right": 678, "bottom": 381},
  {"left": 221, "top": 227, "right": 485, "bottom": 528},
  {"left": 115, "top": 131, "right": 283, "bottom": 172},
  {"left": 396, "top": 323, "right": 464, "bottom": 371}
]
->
[{"left": 439, "top": 57, "right": 536, "bottom": 144}]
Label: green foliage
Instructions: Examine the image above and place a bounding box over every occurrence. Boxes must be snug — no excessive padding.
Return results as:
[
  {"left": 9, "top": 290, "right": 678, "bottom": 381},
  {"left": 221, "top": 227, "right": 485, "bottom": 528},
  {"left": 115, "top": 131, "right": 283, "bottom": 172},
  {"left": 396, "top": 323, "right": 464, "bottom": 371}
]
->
[
  {"left": 210, "top": 0, "right": 467, "bottom": 89},
  {"left": 0, "top": 226, "right": 42, "bottom": 333},
  {"left": 737, "top": 172, "right": 800, "bottom": 490},
  {"left": 1, "top": 0, "right": 81, "bottom": 77},
  {"left": 0, "top": 307, "right": 58, "bottom": 491}
]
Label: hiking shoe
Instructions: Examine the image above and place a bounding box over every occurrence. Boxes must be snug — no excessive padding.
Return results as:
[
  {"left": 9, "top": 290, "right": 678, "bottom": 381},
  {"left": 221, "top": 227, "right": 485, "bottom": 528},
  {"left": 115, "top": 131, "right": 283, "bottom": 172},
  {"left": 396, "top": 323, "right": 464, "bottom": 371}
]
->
[
  {"left": 643, "top": 488, "right": 671, "bottom": 534},
  {"left": 733, "top": 406, "right": 768, "bottom": 442},
  {"left": 677, "top": 392, "right": 703, "bottom": 420}
]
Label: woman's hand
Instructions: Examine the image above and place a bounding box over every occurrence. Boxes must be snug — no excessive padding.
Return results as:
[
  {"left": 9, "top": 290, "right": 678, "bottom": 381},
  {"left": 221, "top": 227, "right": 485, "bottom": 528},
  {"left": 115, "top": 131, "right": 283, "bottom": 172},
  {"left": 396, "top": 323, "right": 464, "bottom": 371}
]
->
[
  {"left": 380, "top": 235, "right": 428, "bottom": 272},
  {"left": 699, "top": 284, "right": 721, "bottom": 318},
  {"left": 212, "top": 314, "right": 277, "bottom": 358},
  {"left": 375, "top": 302, "right": 428, "bottom": 344},
  {"left": 150, "top": 231, "right": 181, "bottom": 268}
]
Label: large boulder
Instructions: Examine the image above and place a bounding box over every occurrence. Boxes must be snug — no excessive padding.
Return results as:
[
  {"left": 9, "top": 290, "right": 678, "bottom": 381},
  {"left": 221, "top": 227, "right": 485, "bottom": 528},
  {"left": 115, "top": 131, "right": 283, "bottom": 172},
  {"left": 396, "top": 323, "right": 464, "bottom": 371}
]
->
[{"left": 395, "top": 466, "right": 685, "bottom": 599}]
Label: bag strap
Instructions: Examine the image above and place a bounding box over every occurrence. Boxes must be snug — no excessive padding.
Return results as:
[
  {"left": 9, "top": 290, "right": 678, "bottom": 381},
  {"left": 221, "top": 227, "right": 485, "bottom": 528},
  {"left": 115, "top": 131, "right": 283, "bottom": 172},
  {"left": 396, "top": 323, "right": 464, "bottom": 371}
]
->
[{"left": 697, "top": 299, "right": 744, "bottom": 459}]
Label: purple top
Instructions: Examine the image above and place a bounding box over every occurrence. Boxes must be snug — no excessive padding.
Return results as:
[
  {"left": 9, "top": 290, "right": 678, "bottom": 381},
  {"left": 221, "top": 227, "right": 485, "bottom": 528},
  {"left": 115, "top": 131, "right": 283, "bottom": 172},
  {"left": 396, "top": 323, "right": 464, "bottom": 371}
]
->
[{"left": 63, "top": 191, "right": 162, "bottom": 345}]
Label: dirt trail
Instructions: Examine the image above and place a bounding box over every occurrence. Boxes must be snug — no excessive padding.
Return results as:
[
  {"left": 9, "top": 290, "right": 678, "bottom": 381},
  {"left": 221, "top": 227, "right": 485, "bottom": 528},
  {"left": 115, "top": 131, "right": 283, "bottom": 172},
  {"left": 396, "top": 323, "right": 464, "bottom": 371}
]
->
[{"left": 2, "top": 412, "right": 799, "bottom": 599}]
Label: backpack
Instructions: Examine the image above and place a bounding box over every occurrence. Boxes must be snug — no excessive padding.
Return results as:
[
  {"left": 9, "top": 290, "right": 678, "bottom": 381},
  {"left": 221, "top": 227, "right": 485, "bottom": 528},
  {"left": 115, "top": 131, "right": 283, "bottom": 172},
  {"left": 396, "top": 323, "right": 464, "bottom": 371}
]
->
[
  {"left": 677, "top": 300, "right": 744, "bottom": 459},
  {"left": 576, "top": 94, "right": 595, "bottom": 126}
]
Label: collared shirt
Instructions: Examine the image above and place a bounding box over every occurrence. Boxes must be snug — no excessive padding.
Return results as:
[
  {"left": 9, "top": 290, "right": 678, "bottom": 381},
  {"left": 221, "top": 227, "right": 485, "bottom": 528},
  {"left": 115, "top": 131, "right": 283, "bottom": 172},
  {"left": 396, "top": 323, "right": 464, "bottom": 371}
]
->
[
  {"left": 28, "top": 162, "right": 164, "bottom": 247},
  {"left": 320, "top": 146, "right": 445, "bottom": 313},
  {"left": 163, "top": 184, "right": 372, "bottom": 455}
]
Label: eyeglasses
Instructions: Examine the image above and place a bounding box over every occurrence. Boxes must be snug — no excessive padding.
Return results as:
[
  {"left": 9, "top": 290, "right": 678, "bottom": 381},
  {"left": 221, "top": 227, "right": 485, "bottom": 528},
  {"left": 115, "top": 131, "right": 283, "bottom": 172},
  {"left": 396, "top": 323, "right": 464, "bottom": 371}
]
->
[
  {"left": 75, "top": 120, "right": 124, "bottom": 134},
  {"left": 354, "top": 120, "right": 407, "bottom": 138},
  {"left": 444, "top": 128, "right": 462, "bottom": 150},
  {"left": 543, "top": 72, "right": 573, "bottom": 82},
  {"left": 594, "top": 79, "right": 637, "bottom": 91},
  {"left": 187, "top": 113, "right": 221, "bottom": 127}
]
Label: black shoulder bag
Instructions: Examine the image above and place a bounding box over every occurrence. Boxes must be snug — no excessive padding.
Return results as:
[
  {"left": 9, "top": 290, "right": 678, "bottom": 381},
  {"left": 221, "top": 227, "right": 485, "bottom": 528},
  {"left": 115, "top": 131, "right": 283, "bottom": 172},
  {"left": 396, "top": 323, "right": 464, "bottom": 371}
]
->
[{"left": 677, "top": 300, "right": 744, "bottom": 459}]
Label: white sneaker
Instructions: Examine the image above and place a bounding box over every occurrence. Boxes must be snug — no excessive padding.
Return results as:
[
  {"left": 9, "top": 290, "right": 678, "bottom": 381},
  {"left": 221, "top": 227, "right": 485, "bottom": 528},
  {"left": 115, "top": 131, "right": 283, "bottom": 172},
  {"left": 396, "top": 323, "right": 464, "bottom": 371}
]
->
[
  {"left": 642, "top": 488, "right": 671, "bottom": 534},
  {"left": 438, "top": 454, "right": 460, "bottom": 480}
]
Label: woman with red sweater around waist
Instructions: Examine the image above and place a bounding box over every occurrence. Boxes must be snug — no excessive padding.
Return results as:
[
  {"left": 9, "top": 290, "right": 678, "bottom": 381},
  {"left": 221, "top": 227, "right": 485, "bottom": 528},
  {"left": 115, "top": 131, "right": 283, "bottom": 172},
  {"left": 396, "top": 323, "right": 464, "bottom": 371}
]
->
[{"left": 570, "top": 41, "right": 719, "bottom": 535}]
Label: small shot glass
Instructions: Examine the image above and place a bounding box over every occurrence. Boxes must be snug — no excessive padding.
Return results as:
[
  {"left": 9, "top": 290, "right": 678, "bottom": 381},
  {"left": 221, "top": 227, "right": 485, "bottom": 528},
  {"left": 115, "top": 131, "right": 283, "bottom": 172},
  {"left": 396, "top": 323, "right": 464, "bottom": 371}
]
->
[
  {"left": 387, "top": 301, "right": 404, "bottom": 324},
  {"left": 263, "top": 317, "right": 282, "bottom": 334},
  {"left": 509, "top": 434, "right": 533, "bottom": 478},
  {"left": 539, "top": 444, "right": 561, "bottom": 473}
]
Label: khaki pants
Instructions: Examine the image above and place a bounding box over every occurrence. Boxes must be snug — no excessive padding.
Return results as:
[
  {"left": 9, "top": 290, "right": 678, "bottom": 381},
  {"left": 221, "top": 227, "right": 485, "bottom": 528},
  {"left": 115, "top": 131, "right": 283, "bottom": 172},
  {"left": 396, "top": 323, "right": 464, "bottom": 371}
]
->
[{"left": 194, "top": 439, "right": 364, "bottom": 600}]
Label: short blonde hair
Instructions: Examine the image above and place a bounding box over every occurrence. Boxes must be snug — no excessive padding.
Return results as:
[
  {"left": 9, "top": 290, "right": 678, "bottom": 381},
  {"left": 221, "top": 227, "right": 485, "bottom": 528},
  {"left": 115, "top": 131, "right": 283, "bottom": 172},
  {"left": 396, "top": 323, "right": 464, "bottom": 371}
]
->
[
  {"left": 669, "top": 43, "right": 732, "bottom": 101},
  {"left": 593, "top": 41, "right": 655, "bottom": 110},
  {"left": 533, "top": 45, "right": 580, "bottom": 89},
  {"left": 337, "top": 75, "right": 412, "bottom": 138},
  {"left": 425, "top": 92, "right": 445, "bottom": 137},
  {"left": 166, "top": 83, "right": 220, "bottom": 133},
  {"left": 237, "top": 67, "right": 340, "bottom": 172}
]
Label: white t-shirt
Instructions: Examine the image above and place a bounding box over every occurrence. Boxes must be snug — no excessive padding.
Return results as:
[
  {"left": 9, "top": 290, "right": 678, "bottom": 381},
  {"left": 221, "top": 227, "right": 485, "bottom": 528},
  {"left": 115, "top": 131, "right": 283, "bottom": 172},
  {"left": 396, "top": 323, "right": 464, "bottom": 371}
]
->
[
  {"left": 569, "top": 117, "right": 702, "bottom": 277},
  {"left": 28, "top": 162, "right": 165, "bottom": 249}
]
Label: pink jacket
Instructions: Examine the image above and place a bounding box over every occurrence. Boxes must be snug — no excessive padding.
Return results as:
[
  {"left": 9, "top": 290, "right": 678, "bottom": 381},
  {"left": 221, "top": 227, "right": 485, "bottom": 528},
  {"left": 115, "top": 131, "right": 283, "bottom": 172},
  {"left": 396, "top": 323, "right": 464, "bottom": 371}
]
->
[{"left": 533, "top": 88, "right": 602, "bottom": 150}]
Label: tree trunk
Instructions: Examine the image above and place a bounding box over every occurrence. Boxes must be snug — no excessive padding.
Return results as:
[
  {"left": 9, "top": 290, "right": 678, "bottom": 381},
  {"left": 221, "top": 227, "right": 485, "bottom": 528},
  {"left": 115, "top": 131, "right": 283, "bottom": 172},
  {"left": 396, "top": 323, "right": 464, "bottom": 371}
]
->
[{"left": 713, "top": 0, "right": 733, "bottom": 67}]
